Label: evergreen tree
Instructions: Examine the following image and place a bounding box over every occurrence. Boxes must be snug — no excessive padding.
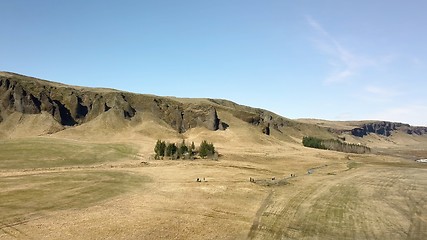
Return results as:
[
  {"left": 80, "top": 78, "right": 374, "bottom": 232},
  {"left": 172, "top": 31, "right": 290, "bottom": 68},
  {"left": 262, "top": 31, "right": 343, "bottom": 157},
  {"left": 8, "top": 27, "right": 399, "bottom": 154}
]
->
[
  {"left": 154, "top": 140, "right": 166, "bottom": 159},
  {"left": 302, "top": 136, "right": 326, "bottom": 149},
  {"left": 178, "top": 140, "right": 188, "bottom": 158},
  {"left": 165, "top": 143, "right": 177, "bottom": 157},
  {"left": 187, "top": 143, "right": 194, "bottom": 159},
  {"left": 199, "top": 140, "right": 215, "bottom": 158},
  {"left": 302, "top": 136, "right": 370, "bottom": 154},
  {"left": 154, "top": 140, "right": 220, "bottom": 160}
]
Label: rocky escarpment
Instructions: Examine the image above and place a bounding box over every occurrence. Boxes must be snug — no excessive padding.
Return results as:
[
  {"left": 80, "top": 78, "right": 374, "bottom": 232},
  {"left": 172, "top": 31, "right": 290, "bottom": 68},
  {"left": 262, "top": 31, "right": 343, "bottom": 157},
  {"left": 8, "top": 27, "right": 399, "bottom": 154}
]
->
[
  {"left": 406, "top": 127, "right": 427, "bottom": 135},
  {"left": 0, "top": 72, "right": 225, "bottom": 133},
  {"left": 236, "top": 111, "right": 278, "bottom": 136},
  {"left": 211, "top": 99, "right": 294, "bottom": 136},
  {"left": 151, "top": 98, "right": 225, "bottom": 133},
  {"left": 351, "top": 121, "right": 427, "bottom": 137},
  {"left": 0, "top": 74, "right": 135, "bottom": 126},
  {"left": 0, "top": 72, "right": 341, "bottom": 138}
]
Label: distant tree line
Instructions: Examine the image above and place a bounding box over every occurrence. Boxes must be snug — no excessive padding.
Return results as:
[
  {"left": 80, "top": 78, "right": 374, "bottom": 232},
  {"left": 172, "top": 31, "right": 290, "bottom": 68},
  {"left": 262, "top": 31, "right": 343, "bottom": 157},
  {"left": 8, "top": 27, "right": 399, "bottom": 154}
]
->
[
  {"left": 154, "top": 139, "right": 218, "bottom": 160},
  {"left": 302, "top": 136, "right": 371, "bottom": 154}
]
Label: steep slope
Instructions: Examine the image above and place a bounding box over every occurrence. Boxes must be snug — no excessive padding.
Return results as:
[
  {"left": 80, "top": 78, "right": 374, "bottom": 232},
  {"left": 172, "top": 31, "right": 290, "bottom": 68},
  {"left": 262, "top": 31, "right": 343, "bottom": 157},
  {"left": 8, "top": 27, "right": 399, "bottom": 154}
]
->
[
  {"left": 0, "top": 72, "right": 224, "bottom": 134},
  {"left": 5, "top": 71, "right": 424, "bottom": 150},
  {"left": 0, "top": 111, "right": 63, "bottom": 138},
  {"left": 0, "top": 71, "right": 333, "bottom": 142}
]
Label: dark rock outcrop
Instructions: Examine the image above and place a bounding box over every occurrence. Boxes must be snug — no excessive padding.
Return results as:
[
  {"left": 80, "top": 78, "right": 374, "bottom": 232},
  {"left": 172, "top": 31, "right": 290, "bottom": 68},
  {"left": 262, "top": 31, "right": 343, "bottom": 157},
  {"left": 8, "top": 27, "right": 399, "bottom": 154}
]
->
[
  {"left": 351, "top": 128, "right": 366, "bottom": 137},
  {"left": 262, "top": 124, "right": 270, "bottom": 135},
  {"left": 0, "top": 73, "right": 226, "bottom": 132},
  {"left": 4, "top": 72, "right": 425, "bottom": 139},
  {"left": 406, "top": 127, "right": 427, "bottom": 135},
  {"left": 351, "top": 121, "right": 427, "bottom": 137},
  {"left": 351, "top": 121, "right": 400, "bottom": 137},
  {"left": 230, "top": 108, "right": 290, "bottom": 135},
  {"left": 0, "top": 75, "right": 129, "bottom": 126},
  {"left": 151, "top": 98, "right": 225, "bottom": 133}
]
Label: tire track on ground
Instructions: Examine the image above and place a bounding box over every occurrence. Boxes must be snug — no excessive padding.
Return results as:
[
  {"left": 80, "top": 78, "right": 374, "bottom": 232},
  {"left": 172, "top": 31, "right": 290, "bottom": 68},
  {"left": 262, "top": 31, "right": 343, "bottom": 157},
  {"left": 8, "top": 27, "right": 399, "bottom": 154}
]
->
[
  {"left": 250, "top": 168, "right": 365, "bottom": 239},
  {"left": 247, "top": 190, "right": 274, "bottom": 239}
]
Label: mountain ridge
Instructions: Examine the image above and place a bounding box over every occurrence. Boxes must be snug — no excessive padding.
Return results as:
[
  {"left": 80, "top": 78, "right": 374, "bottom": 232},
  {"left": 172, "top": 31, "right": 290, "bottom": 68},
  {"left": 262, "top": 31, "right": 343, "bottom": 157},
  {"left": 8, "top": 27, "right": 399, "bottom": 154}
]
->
[
  {"left": 1, "top": 71, "right": 426, "bottom": 141},
  {"left": 0, "top": 72, "right": 312, "bottom": 135}
]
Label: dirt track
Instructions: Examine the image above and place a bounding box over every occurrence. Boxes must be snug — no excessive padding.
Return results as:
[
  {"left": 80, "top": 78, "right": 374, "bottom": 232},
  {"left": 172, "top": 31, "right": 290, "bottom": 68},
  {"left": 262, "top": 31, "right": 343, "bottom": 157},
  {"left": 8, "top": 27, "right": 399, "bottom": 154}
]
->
[
  {"left": 1, "top": 135, "right": 427, "bottom": 239},
  {"left": 249, "top": 165, "right": 427, "bottom": 240}
]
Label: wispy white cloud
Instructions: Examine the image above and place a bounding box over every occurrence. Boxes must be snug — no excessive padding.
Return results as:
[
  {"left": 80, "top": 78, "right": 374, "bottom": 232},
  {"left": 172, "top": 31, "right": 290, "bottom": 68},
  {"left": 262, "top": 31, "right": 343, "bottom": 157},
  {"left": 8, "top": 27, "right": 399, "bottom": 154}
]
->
[{"left": 306, "top": 16, "right": 390, "bottom": 84}]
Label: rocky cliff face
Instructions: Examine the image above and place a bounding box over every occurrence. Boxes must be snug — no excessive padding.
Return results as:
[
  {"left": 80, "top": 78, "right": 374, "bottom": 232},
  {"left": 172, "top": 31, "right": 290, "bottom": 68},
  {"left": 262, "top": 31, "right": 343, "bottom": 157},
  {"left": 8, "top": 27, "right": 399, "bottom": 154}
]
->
[
  {"left": 0, "top": 75, "right": 135, "bottom": 126},
  {"left": 151, "top": 98, "right": 225, "bottom": 133},
  {"left": 351, "top": 121, "right": 427, "bottom": 137},
  {"left": 0, "top": 73, "right": 225, "bottom": 133},
  {"left": 1, "top": 72, "right": 373, "bottom": 138},
  {"left": 228, "top": 107, "right": 293, "bottom": 136},
  {"left": 406, "top": 127, "right": 427, "bottom": 135}
]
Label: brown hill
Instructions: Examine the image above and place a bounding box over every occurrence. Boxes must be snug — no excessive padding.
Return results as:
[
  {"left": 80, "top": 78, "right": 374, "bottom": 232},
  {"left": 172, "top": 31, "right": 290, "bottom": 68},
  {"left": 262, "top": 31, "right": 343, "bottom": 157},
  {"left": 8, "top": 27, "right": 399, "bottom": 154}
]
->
[
  {"left": 0, "top": 72, "right": 333, "bottom": 141},
  {"left": 1, "top": 71, "right": 426, "bottom": 149},
  {"left": 1, "top": 72, "right": 427, "bottom": 240}
]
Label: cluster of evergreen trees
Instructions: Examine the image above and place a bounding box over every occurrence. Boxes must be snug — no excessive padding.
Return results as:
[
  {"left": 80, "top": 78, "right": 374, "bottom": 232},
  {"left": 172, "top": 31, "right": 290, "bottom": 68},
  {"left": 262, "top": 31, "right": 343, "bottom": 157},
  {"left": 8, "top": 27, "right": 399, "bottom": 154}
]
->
[
  {"left": 302, "top": 136, "right": 371, "bottom": 154},
  {"left": 154, "top": 139, "right": 217, "bottom": 160},
  {"left": 302, "top": 136, "right": 326, "bottom": 150}
]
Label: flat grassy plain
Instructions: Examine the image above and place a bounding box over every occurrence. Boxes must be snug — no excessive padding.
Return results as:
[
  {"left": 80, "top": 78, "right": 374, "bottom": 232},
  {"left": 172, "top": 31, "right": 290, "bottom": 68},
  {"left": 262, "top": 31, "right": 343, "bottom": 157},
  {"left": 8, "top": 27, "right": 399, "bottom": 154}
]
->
[
  {"left": 1, "top": 171, "right": 149, "bottom": 227},
  {"left": 0, "top": 138, "right": 137, "bottom": 169},
  {"left": 0, "top": 135, "right": 426, "bottom": 239},
  {"left": 0, "top": 137, "right": 150, "bottom": 239}
]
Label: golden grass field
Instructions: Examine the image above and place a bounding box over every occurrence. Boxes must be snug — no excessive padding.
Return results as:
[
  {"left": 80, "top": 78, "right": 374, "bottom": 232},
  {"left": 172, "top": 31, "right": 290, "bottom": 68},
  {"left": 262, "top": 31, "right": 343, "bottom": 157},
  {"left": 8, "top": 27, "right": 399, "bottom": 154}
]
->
[{"left": 1, "top": 110, "right": 426, "bottom": 239}]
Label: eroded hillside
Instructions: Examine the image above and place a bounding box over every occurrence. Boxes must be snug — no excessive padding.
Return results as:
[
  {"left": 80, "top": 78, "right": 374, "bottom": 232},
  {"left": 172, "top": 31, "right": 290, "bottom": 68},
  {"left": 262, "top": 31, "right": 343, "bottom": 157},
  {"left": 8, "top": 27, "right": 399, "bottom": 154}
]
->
[
  {"left": 0, "top": 72, "right": 331, "bottom": 140},
  {"left": 1, "top": 71, "right": 426, "bottom": 150}
]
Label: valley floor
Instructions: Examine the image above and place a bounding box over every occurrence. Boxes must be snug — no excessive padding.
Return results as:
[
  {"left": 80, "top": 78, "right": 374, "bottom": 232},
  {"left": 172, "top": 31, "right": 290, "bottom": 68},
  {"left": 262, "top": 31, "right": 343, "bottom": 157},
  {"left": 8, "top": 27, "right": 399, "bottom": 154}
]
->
[{"left": 0, "top": 137, "right": 426, "bottom": 239}]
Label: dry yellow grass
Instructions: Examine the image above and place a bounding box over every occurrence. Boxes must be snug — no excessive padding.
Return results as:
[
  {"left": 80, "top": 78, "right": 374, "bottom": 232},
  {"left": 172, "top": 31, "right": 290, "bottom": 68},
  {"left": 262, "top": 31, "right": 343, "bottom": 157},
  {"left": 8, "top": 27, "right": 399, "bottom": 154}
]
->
[
  {"left": 0, "top": 110, "right": 426, "bottom": 239},
  {"left": 0, "top": 112, "right": 63, "bottom": 139}
]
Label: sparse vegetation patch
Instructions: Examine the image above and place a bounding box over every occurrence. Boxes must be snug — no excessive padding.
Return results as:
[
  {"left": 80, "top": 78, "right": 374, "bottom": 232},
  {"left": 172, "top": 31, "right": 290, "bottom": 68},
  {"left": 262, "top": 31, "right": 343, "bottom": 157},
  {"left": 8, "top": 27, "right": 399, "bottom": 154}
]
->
[
  {"left": 154, "top": 139, "right": 217, "bottom": 160},
  {"left": 302, "top": 136, "right": 371, "bottom": 154}
]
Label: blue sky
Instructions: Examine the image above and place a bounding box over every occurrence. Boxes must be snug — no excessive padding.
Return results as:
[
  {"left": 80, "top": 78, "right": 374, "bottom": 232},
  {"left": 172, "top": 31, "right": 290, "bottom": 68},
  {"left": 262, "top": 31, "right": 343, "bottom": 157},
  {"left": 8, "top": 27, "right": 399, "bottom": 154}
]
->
[{"left": 1, "top": 1, "right": 426, "bottom": 126}]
